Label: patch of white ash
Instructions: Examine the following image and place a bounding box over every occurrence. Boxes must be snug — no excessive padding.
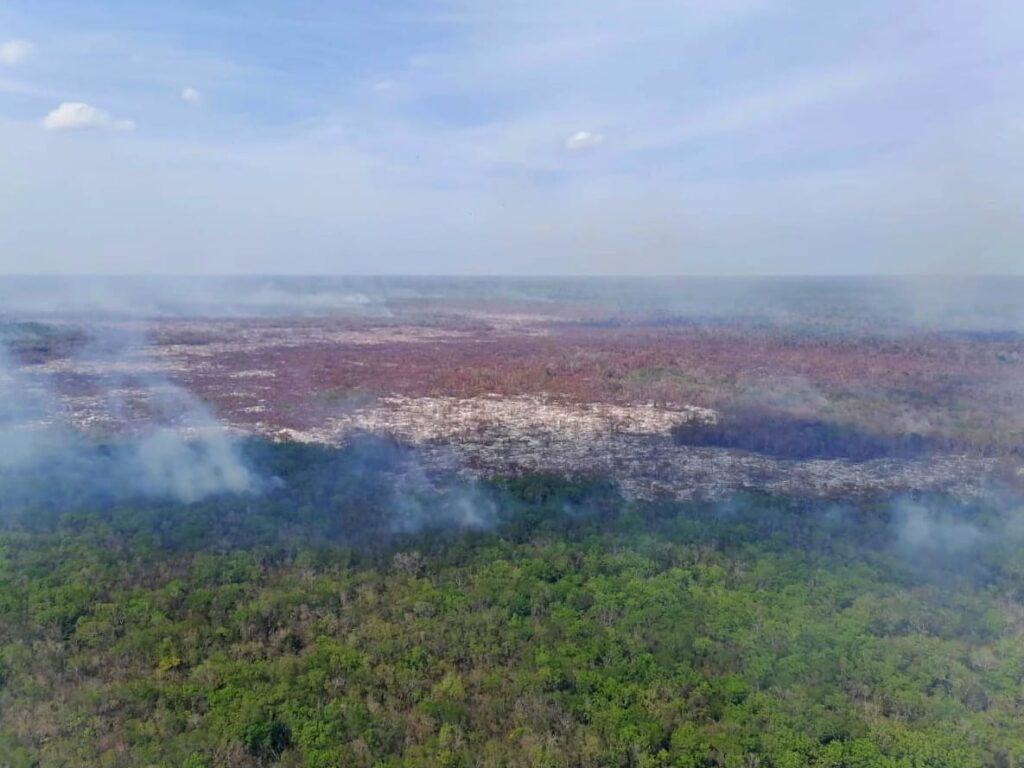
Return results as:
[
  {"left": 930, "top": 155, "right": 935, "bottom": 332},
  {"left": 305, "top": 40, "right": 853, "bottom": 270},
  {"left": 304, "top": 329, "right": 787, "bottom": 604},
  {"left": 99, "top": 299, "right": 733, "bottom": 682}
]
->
[
  {"left": 259, "top": 395, "right": 1000, "bottom": 502},
  {"left": 327, "top": 395, "right": 716, "bottom": 442}
]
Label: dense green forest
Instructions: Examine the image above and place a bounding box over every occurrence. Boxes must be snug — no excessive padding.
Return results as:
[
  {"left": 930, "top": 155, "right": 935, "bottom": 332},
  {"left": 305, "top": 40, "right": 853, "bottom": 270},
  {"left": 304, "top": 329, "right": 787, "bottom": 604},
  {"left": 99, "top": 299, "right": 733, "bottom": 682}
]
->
[{"left": 2, "top": 439, "right": 1024, "bottom": 767}]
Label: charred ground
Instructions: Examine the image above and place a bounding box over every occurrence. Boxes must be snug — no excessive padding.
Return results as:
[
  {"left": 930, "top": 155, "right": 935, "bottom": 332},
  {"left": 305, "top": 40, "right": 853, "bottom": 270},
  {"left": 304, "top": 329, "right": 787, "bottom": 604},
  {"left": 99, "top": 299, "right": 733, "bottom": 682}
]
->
[
  {"left": 10, "top": 279, "right": 1023, "bottom": 502},
  {"left": 2, "top": 277, "right": 1024, "bottom": 767}
]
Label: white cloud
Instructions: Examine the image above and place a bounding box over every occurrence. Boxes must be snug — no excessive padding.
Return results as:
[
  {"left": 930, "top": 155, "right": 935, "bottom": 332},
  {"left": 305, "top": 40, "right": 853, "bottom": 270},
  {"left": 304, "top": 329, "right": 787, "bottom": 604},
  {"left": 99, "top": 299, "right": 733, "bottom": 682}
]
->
[
  {"left": 565, "top": 130, "right": 604, "bottom": 150},
  {"left": 42, "top": 102, "right": 135, "bottom": 132},
  {"left": 181, "top": 86, "right": 202, "bottom": 105},
  {"left": 0, "top": 39, "right": 33, "bottom": 65}
]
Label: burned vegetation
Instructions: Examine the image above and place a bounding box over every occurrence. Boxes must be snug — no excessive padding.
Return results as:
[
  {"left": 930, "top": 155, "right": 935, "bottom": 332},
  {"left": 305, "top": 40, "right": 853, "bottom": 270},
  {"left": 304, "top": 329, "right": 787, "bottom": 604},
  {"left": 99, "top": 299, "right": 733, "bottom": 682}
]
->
[
  {"left": 671, "top": 407, "right": 937, "bottom": 461},
  {"left": 2, "top": 277, "right": 1024, "bottom": 767}
]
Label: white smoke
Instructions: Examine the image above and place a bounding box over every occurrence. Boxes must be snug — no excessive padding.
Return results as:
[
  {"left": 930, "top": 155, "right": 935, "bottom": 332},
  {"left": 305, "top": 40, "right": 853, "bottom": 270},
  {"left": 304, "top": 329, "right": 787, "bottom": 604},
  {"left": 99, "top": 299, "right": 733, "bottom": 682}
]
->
[
  {"left": 0, "top": 322, "right": 257, "bottom": 510},
  {"left": 893, "top": 500, "right": 986, "bottom": 555},
  {"left": 130, "top": 425, "right": 255, "bottom": 503}
]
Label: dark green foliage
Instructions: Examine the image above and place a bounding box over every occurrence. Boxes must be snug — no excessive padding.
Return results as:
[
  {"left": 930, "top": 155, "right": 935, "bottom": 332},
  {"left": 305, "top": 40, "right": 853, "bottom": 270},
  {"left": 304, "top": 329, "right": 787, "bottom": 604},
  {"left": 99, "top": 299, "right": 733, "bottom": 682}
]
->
[
  {"left": 2, "top": 441, "right": 1024, "bottom": 767},
  {"left": 241, "top": 716, "right": 293, "bottom": 760},
  {"left": 672, "top": 407, "right": 935, "bottom": 460}
]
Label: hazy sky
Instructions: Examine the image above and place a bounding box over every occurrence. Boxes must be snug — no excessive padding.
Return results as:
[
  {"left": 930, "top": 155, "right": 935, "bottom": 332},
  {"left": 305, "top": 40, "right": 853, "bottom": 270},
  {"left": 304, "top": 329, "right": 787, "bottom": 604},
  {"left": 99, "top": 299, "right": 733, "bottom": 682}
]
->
[{"left": 1, "top": 1, "right": 1022, "bottom": 274}]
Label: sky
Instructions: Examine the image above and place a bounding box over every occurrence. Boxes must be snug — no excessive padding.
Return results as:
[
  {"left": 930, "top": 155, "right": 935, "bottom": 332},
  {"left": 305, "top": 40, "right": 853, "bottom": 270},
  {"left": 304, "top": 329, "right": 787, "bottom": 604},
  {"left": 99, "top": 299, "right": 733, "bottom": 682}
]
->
[{"left": 0, "top": 0, "right": 1022, "bottom": 275}]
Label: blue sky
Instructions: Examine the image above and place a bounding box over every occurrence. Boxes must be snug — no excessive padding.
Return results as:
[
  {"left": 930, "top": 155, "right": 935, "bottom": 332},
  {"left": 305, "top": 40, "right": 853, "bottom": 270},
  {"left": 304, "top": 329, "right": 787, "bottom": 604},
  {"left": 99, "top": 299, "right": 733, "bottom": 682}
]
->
[{"left": 0, "top": 0, "right": 1022, "bottom": 274}]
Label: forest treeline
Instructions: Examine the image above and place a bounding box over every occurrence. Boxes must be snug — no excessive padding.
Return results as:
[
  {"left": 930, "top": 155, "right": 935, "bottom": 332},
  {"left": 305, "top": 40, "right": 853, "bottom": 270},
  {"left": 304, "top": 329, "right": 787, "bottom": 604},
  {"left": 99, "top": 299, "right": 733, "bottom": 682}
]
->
[
  {"left": 2, "top": 439, "right": 1024, "bottom": 767},
  {"left": 670, "top": 407, "right": 1002, "bottom": 460}
]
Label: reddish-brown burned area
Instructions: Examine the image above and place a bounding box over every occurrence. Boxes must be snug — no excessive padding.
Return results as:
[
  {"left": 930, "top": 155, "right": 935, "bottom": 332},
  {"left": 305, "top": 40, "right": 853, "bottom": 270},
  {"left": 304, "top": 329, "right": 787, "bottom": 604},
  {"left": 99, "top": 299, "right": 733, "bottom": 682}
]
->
[
  {"left": 153, "top": 304, "right": 1024, "bottom": 453},
  {"left": 11, "top": 297, "right": 1021, "bottom": 501}
]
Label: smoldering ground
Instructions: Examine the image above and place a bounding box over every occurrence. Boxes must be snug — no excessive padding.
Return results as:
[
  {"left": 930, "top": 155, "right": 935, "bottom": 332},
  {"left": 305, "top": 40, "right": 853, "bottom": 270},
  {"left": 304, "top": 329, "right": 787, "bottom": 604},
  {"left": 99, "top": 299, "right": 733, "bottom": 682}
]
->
[
  {"left": 1, "top": 282, "right": 1021, "bottom": 558},
  {"left": 0, "top": 321, "right": 499, "bottom": 539},
  {"left": 0, "top": 323, "right": 259, "bottom": 512}
]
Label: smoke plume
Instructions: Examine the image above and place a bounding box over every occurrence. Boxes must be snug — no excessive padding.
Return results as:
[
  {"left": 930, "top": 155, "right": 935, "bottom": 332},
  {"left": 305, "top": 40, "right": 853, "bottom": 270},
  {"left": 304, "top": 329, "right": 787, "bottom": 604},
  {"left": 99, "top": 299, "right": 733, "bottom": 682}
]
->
[{"left": 0, "top": 323, "right": 257, "bottom": 514}]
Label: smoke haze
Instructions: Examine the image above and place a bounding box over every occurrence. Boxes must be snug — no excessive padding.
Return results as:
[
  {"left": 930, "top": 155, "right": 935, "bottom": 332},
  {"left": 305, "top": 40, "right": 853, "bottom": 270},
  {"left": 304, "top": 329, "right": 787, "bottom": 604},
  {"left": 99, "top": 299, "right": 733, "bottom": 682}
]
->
[{"left": 0, "top": 324, "right": 257, "bottom": 511}]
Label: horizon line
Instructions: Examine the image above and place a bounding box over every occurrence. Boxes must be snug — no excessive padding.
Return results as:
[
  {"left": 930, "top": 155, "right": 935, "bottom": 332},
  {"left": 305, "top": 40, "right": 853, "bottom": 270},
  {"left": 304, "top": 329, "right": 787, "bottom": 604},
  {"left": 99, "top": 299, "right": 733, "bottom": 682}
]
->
[{"left": 2, "top": 272, "right": 1022, "bottom": 280}]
